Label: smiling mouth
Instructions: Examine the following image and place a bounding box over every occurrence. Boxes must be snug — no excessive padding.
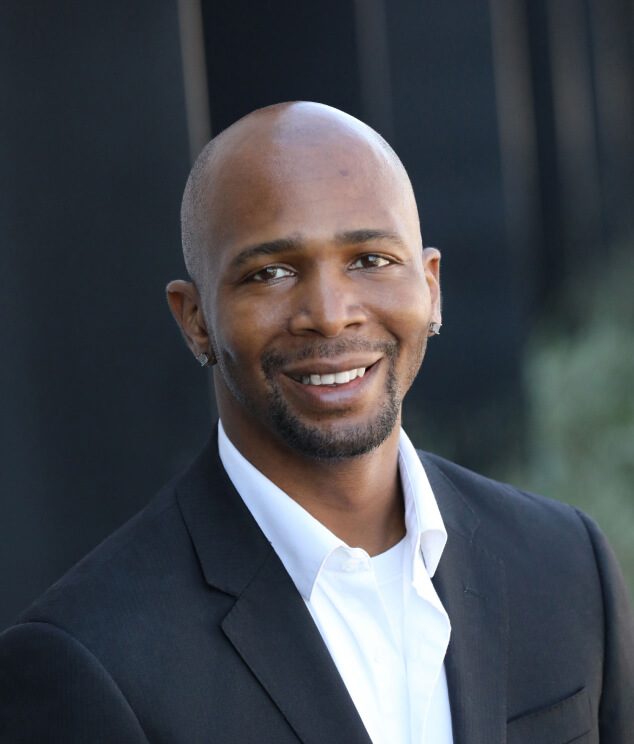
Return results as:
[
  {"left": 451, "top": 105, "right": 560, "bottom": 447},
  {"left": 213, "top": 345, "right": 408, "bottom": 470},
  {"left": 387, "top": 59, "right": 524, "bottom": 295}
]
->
[{"left": 289, "top": 366, "right": 369, "bottom": 386}]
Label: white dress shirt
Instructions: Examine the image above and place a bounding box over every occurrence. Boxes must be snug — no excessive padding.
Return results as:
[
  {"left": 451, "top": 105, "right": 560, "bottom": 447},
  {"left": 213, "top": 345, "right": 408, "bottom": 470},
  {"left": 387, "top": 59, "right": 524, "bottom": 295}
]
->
[{"left": 218, "top": 421, "right": 454, "bottom": 744}]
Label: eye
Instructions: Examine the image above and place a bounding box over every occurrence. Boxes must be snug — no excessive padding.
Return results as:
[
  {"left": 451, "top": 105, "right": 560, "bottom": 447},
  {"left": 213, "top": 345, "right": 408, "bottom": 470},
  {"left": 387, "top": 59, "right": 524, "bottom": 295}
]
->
[
  {"left": 248, "top": 266, "right": 295, "bottom": 283},
  {"left": 349, "top": 254, "right": 392, "bottom": 270}
]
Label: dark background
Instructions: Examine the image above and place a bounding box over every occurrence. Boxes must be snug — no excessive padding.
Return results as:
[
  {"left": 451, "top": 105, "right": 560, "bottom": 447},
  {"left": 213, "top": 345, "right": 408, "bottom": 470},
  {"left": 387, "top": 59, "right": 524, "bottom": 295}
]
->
[{"left": 2, "top": 0, "right": 633, "bottom": 629}]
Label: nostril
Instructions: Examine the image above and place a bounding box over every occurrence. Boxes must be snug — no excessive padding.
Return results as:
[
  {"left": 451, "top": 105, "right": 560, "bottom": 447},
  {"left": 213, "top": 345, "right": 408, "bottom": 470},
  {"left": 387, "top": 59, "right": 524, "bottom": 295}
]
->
[{"left": 288, "top": 306, "right": 367, "bottom": 337}]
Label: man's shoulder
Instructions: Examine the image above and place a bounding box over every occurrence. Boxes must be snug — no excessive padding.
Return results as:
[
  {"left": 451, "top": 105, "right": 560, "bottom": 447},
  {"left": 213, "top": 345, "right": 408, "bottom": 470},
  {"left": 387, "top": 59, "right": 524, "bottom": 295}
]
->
[
  {"left": 15, "top": 437, "right": 226, "bottom": 628},
  {"left": 13, "top": 438, "right": 229, "bottom": 642},
  {"left": 17, "top": 482, "right": 188, "bottom": 628},
  {"left": 418, "top": 449, "right": 595, "bottom": 549},
  {"left": 0, "top": 442, "right": 247, "bottom": 737},
  {"left": 419, "top": 448, "right": 578, "bottom": 511},
  {"left": 418, "top": 449, "right": 619, "bottom": 623}
]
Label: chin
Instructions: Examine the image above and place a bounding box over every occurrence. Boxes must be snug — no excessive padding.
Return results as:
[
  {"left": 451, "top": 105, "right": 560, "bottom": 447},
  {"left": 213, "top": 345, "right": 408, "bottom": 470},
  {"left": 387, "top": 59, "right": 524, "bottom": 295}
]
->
[{"left": 269, "top": 401, "right": 400, "bottom": 461}]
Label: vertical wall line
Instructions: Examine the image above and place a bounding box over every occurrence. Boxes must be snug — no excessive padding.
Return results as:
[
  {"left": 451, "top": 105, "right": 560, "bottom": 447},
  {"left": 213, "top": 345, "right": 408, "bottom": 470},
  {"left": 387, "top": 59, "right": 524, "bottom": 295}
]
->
[
  {"left": 587, "top": 0, "right": 634, "bottom": 244},
  {"left": 352, "top": 0, "right": 395, "bottom": 142},
  {"left": 177, "top": 0, "right": 212, "bottom": 162},
  {"left": 546, "top": 0, "right": 603, "bottom": 256},
  {"left": 488, "top": 0, "right": 542, "bottom": 310},
  {"left": 177, "top": 0, "right": 216, "bottom": 415}
]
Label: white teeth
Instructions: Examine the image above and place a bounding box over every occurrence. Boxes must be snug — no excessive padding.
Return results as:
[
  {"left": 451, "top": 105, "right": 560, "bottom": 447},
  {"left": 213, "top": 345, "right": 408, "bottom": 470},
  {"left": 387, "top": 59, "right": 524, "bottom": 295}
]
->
[{"left": 297, "top": 367, "right": 368, "bottom": 385}]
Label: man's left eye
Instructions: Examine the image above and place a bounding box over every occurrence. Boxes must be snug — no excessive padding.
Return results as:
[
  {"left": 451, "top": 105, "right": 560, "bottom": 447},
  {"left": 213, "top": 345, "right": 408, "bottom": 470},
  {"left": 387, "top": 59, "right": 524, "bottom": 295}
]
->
[
  {"left": 249, "top": 266, "right": 294, "bottom": 282},
  {"left": 349, "top": 254, "right": 392, "bottom": 269}
]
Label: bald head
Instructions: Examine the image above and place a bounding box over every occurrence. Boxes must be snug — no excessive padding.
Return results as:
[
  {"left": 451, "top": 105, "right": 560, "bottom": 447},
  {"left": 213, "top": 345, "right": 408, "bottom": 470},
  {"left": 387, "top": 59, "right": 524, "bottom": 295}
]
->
[
  {"left": 168, "top": 101, "right": 441, "bottom": 463},
  {"left": 180, "top": 102, "right": 419, "bottom": 286}
]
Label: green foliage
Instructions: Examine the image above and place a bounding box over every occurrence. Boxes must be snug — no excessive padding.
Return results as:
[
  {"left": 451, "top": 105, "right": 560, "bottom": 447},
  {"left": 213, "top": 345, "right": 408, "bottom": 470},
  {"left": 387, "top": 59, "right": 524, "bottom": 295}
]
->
[{"left": 501, "top": 247, "right": 634, "bottom": 594}]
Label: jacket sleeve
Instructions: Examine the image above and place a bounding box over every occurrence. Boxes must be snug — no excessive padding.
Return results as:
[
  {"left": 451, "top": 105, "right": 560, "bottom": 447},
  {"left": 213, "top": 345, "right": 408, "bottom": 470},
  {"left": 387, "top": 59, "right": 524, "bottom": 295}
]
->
[
  {"left": 0, "top": 621, "right": 149, "bottom": 744},
  {"left": 576, "top": 510, "right": 634, "bottom": 741}
]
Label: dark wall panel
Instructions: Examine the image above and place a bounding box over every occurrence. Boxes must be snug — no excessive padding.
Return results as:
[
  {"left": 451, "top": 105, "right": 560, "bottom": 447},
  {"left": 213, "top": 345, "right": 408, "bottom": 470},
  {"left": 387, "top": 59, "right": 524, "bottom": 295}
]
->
[
  {"left": 202, "top": 0, "right": 363, "bottom": 132},
  {"left": 0, "top": 2, "right": 209, "bottom": 629}
]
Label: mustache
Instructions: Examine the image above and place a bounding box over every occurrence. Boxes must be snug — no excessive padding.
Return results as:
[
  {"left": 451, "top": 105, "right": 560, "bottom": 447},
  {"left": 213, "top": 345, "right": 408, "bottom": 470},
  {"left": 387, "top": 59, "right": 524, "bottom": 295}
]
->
[{"left": 261, "top": 338, "right": 398, "bottom": 374}]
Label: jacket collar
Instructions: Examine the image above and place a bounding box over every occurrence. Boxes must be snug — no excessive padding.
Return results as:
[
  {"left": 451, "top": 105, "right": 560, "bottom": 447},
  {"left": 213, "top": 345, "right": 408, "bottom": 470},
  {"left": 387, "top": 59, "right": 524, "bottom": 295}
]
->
[
  {"left": 174, "top": 431, "right": 373, "bottom": 744},
  {"left": 174, "top": 432, "right": 508, "bottom": 744},
  {"left": 217, "top": 421, "right": 448, "bottom": 601},
  {"left": 423, "top": 453, "right": 508, "bottom": 744},
  {"left": 174, "top": 429, "right": 271, "bottom": 597}
]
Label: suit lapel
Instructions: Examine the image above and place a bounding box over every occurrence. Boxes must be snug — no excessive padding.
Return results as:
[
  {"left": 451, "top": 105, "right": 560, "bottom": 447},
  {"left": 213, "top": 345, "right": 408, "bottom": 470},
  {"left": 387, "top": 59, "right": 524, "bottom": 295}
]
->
[
  {"left": 176, "top": 433, "right": 372, "bottom": 744},
  {"left": 222, "top": 551, "right": 372, "bottom": 744},
  {"left": 423, "top": 454, "right": 508, "bottom": 744},
  {"left": 175, "top": 434, "right": 508, "bottom": 744}
]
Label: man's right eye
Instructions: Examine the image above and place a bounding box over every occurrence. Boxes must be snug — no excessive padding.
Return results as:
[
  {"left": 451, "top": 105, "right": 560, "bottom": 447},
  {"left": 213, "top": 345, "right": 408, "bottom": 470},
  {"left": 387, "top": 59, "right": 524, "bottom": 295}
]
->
[{"left": 248, "top": 266, "right": 295, "bottom": 282}]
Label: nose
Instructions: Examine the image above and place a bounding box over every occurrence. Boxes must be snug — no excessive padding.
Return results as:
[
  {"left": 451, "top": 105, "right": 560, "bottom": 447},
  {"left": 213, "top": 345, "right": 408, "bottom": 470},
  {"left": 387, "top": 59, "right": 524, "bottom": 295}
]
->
[{"left": 288, "top": 268, "right": 367, "bottom": 337}]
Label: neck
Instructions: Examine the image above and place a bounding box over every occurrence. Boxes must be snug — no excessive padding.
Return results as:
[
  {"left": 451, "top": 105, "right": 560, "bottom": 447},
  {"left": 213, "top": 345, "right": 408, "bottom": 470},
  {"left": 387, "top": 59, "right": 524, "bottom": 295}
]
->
[{"left": 221, "top": 419, "right": 405, "bottom": 556}]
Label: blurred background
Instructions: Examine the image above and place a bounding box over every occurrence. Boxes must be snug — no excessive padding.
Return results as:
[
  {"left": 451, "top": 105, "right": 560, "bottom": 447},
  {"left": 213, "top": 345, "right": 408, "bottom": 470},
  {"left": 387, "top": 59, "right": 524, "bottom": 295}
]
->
[{"left": 1, "top": 0, "right": 632, "bottom": 630}]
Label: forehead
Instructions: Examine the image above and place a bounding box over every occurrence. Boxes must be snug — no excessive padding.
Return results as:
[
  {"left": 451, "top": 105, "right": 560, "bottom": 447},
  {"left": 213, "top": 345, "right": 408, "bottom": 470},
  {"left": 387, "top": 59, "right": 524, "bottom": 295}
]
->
[{"left": 201, "top": 121, "right": 419, "bottom": 263}]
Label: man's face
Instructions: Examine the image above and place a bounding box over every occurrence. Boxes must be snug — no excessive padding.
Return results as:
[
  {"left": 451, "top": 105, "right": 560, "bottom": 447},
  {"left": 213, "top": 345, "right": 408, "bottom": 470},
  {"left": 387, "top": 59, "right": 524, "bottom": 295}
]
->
[{"left": 198, "top": 123, "right": 440, "bottom": 461}]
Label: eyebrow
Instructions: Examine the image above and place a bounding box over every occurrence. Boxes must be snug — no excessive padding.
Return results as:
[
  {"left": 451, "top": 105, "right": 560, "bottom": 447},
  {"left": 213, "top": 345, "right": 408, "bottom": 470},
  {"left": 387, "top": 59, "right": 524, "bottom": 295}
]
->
[
  {"left": 229, "top": 229, "right": 405, "bottom": 270},
  {"left": 336, "top": 228, "right": 405, "bottom": 247}
]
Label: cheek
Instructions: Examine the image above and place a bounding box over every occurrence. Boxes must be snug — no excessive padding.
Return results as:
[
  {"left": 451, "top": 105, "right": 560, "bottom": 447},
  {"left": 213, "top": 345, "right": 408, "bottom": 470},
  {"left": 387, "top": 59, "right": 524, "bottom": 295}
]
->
[
  {"left": 379, "top": 278, "right": 430, "bottom": 342},
  {"left": 381, "top": 280, "right": 430, "bottom": 386},
  {"left": 392, "top": 298, "right": 430, "bottom": 390},
  {"left": 212, "top": 294, "right": 286, "bottom": 366}
]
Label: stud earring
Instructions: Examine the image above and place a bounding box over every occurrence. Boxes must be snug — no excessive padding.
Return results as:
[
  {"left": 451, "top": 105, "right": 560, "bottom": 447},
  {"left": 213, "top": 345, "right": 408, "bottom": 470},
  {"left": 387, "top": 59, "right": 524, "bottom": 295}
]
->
[
  {"left": 196, "top": 352, "right": 210, "bottom": 367},
  {"left": 429, "top": 322, "right": 442, "bottom": 336}
]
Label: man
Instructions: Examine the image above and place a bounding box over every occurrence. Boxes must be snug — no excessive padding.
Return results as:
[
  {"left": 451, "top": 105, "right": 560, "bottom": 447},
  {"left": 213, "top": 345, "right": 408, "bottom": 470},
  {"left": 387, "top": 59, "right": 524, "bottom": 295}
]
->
[{"left": 1, "top": 102, "right": 632, "bottom": 743}]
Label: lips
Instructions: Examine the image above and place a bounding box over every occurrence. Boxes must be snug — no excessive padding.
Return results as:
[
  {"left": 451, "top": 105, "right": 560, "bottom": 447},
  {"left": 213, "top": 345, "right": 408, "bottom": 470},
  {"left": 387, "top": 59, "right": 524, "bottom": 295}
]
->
[
  {"left": 291, "top": 366, "right": 367, "bottom": 386},
  {"left": 274, "top": 355, "right": 386, "bottom": 414}
]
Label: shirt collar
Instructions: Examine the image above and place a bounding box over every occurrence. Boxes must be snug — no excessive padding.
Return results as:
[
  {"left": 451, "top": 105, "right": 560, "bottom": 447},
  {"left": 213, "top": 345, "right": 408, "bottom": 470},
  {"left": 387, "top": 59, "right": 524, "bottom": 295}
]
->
[
  {"left": 217, "top": 421, "right": 447, "bottom": 600},
  {"left": 397, "top": 427, "right": 447, "bottom": 580}
]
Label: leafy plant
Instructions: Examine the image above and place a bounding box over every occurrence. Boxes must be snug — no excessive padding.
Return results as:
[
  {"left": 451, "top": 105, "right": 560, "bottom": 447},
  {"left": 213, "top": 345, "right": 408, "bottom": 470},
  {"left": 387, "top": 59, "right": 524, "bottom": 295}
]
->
[{"left": 500, "top": 247, "right": 634, "bottom": 594}]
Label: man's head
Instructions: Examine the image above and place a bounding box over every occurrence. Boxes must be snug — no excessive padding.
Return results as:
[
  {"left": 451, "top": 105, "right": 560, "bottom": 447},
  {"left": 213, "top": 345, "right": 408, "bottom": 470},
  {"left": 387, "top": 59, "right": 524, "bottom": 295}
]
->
[{"left": 168, "top": 101, "right": 441, "bottom": 461}]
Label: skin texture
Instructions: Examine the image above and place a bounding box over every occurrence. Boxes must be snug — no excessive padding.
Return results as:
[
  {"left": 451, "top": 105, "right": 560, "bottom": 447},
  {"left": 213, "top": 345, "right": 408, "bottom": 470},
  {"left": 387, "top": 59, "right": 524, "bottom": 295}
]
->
[{"left": 167, "top": 102, "right": 441, "bottom": 555}]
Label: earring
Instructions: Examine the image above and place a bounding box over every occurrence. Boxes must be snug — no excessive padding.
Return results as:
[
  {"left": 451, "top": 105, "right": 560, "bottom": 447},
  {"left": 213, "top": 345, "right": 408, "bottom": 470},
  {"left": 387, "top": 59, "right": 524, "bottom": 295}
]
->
[
  {"left": 429, "top": 322, "right": 441, "bottom": 336},
  {"left": 196, "top": 352, "right": 210, "bottom": 367}
]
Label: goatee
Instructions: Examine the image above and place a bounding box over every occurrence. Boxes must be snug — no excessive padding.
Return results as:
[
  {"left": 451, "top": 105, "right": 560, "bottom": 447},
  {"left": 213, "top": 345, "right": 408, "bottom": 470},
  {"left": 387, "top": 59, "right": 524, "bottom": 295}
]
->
[{"left": 261, "top": 339, "right": 401, "bottom": 460}]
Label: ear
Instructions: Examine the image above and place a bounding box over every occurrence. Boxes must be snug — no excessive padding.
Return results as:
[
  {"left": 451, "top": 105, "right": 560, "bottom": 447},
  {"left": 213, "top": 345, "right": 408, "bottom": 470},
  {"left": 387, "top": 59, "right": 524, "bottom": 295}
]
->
[
  {"left": 422, "top": 246, "right": 442, "bottom": 328},
  {"left": 166, "top": 279, "right": 216, "bottom": 364}
]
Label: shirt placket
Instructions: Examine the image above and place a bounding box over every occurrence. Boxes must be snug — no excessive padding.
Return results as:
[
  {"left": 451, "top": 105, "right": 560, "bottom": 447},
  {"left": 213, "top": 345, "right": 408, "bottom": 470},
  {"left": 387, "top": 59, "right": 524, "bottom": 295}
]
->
[
  {"left": 321, "top": 547, "right": 408, "bottom": 744},
  {"left": 404, "top": 565, "right": 451, "bottom": 743}
]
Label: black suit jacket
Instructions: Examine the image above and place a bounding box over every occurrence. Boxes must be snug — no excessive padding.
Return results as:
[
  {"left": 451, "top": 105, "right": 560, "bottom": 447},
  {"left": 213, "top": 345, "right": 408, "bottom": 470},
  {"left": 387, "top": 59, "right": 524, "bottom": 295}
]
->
[{"left": 1, "top": 432, "right": 633, "bottom": 743}]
